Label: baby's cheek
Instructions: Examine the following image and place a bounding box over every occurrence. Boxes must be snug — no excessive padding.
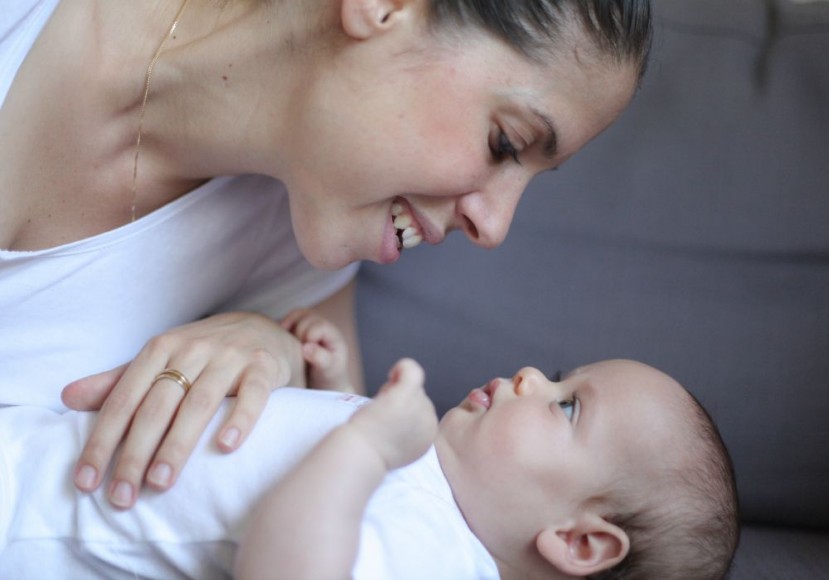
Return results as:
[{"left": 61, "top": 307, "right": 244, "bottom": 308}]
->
[{"left": 488, "top": 410, "right": 552, "bottom": 461}]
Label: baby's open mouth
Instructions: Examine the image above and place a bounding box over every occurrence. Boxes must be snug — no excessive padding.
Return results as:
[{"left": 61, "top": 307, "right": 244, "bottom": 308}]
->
[{"left": 392, "top": 202, "right": 423, "bottom": 250}]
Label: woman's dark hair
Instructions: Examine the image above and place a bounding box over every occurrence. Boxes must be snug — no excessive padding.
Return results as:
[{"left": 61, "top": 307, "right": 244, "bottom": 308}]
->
[{"left": 426, "top": 0, "right": 653, "bottom": 79}]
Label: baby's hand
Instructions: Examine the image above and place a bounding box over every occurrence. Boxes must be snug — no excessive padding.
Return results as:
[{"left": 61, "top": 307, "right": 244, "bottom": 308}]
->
[
  {"left": 280, "top": 309, "right": 350, "bottom": 391},
  {"left": 349, "top": 359, "right": 438, "bottom": 471}
]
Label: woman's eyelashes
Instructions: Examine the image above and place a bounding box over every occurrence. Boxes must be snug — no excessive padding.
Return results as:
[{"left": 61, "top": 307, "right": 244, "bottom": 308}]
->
[{"left": 491, "top": 131, "right": 521, "bottom": 164}]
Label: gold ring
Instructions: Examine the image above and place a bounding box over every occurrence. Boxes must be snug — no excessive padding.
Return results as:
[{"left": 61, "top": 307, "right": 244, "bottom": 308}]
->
[{"left": 152, "top": 368, "right": 192, "bottom": 394}]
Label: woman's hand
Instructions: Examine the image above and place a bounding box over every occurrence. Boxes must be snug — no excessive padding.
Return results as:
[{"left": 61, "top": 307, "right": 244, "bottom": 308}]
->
[
  {"left": 61, "top": 311, "right": 305, "bottom": 509},
  {"left": 280, "top": 309, "right": 351, "bottom": 391}
]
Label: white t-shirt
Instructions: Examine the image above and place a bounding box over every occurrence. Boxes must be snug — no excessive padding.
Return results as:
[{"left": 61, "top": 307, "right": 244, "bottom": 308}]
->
[
  {"left": 0, "top": 389, "right": 499, "bottom": 579},
  {"left": 0, "top": 0, "right": 359, "bottom": 409}
]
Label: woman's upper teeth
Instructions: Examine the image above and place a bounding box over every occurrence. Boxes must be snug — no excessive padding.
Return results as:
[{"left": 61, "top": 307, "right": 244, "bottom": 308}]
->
[{"left": 391, "top": 202, "right": 423, "bottom": 250}]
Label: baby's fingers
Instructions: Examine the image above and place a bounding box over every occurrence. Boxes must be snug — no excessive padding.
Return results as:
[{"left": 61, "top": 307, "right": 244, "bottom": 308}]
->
[
  {"left": 301, "top": 342, "right": 334, "bottom": 370},
  {"left": 377, "top": 358, "right": 426, "bottom": 399}
]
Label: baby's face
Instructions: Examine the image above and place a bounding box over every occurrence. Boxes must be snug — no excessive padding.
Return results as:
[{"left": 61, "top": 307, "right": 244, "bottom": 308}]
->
[{"left": 435, "top": 359, "right": 691, "bottom": 561}]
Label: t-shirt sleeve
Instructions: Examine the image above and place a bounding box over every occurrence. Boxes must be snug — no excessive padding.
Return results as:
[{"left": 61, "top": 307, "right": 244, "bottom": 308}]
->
[{"left": 352, "top": 489, "right": 497, "bottom": 580}]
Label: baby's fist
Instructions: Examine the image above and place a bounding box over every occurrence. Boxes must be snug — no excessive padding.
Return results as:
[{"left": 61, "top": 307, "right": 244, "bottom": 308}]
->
[
  {"left": 280, "top": 309, "right": 349, "bottom": 390},
  {"left": 350, "top": 359, "right": 438, "bottom": 471}
]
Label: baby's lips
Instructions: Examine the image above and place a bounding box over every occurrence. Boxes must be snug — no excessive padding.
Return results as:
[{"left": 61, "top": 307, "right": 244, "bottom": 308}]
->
[{"left": 467, "top": 386, "right": 492, "bottom": 409}]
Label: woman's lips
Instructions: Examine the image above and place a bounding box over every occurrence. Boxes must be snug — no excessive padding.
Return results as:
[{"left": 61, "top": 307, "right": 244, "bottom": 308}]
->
[
  {"left": 378, "top": 215, "right": 402, "bottom": 264},
  {"left": 392, "top": 198, "right": 445, "bottom": 247},
  {"left": 378, "top": 198, "right": 443, "bottom": 264}
]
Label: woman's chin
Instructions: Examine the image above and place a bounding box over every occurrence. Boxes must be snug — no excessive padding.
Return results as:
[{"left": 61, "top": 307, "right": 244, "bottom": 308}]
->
[
  {"left": 377, "top": 242, "right": 401, "bottom": 265},
  {"left": 298, "top": 244, "right": 352, "bottom": 271}
]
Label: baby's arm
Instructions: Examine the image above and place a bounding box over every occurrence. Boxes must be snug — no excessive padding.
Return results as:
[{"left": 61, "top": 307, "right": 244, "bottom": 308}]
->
[
  {"left": 234, "top": 359, "right": 437, "bottom": 580},
  {"left": 280, "top": 309, "right": 353, "bottom": 391}
]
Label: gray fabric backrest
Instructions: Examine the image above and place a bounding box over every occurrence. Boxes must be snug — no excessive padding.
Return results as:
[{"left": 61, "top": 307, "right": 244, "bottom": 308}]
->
[{"left": 356, "top": 0, "right": 829, "bottom": 529}]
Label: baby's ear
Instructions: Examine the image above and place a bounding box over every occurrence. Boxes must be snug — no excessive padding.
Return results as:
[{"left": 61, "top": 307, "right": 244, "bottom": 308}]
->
[
  {"left": 536, "top": 515, "right": 629, "bottom": 577},
  {"left": 340, "top": 0, "right": 417, "bottom": 40}
]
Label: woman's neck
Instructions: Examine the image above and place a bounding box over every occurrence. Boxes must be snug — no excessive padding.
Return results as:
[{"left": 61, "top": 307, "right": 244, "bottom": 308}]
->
[{"left": 98, "top": 0, "right": 330, "bottom": 183}]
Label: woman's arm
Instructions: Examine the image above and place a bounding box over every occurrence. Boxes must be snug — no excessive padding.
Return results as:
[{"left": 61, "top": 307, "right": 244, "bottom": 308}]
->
[{"left": 235, "top": 359, "right": 437, "bottom": 579}]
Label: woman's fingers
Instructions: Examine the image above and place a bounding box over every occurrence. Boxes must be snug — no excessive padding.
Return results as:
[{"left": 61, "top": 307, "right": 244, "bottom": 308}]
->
[
  {"left": 72, "top": 360, "right": 162, "bottom": 494},
  {"left": 72, "top": 312, "right": 306, "bottom": 507},
  {"left": 214, "top": 366, "right": 274, "bottom": 452},
  {"left": 103, "top": 362, "right": 232, "bottom": 506},
  {"left": 105, "top": 375, "right": 193, "bottom": 508},
  {"left": 82, "top": 359, "right": 288, "bottom": 508},
  {"left": 72, "top": 339, "right": 203, "bottom": 504},
  {"left": 133, "top": 363, "right": 217, "bottom": 492},
  {"left": 143, "top": 362, "right": 270, "bottom": 489},
  {"left": 61, "top": 365, "right": 127, "bottom": 410}
]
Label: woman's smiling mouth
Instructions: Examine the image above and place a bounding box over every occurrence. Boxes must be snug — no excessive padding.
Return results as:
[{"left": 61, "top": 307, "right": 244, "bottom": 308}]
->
[{"left": 391, "top": 201, "right": 423, "bottom": 249}]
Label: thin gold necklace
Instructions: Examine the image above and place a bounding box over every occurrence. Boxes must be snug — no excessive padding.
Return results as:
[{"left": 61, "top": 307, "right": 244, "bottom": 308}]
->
[{"left": 130, "top": 0, "right": 192, "bottom": 222}]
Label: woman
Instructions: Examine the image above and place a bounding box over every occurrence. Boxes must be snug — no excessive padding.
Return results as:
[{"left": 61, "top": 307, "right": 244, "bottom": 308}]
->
[{"left": 0, "top": 0, "right": 652, "bottom": 510}]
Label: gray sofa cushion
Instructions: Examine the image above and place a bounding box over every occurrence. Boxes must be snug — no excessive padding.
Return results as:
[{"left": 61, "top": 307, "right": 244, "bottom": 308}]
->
[
  {"left": 357, "top": 0, "right": 829, "bottom": 576},
  {"left": 731, "top": 526, "right": 829, "bottom": 579}
]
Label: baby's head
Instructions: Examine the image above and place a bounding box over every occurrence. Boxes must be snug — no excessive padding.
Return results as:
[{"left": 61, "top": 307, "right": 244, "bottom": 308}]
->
[{"left": 435, "top": 359, "right": 738, "bottom": 579}]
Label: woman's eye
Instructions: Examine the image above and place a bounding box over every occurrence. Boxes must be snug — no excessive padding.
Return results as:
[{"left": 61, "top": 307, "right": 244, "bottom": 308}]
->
[
  {"left": 557, "top": 397, "right": 577, "bottom": 421},
  {"left": 491, "top": 131, "right": 521, "bottom": 164}
]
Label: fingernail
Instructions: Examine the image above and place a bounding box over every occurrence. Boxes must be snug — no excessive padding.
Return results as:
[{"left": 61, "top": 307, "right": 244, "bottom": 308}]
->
[
  {"left": 219, "top": 427, "right": 240, "bottom": 449},
  {"left": 110, "top": 481, "right": 134, "bottom": 508},
  {"left": 148, "top": 463, "right": 173, "bottom": 488},
  {"left": 75, "top": 465, "right": 97, "bottom": 490}
]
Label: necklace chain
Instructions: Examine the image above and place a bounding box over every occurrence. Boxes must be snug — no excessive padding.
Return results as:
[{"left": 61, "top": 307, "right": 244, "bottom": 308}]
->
[{"left": 130, "top": 0, "right": 192, "bottom": 222}]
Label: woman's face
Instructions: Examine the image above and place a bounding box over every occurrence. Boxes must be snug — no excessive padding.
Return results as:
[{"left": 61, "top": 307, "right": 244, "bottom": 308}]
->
[{"left": 282, "top": 13, "right": 637, "bottom": 270}]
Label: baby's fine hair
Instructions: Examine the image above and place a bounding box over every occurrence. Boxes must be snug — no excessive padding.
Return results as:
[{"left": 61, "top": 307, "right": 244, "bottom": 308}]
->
[
  {"left": 590, "top": 391, "right": 740, "bottom": 580},
  {"left": 426, "top": 0, "right": 653, "bottom": 79}
]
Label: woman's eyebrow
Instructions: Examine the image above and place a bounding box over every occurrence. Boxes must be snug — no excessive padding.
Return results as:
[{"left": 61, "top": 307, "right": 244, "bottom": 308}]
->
[{"left": 530, "top": 107, "right": 558, "bottom": 159}]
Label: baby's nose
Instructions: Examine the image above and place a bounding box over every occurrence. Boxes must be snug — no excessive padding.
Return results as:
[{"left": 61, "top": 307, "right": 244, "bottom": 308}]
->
[{"left": 513, "top": 367, "right": 548, "bottom": 395}]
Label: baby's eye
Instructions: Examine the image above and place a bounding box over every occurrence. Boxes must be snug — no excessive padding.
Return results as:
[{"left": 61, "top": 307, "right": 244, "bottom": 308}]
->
[
  {"left": 490, "top": 131, "right": 521, "bottom": 164},
  {"left": 557, "top": 397, "right": 577, "bottom": 421}
]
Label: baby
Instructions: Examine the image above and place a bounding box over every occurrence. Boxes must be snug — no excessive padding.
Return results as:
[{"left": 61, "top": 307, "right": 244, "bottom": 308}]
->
[
  {"left": 240, "top": 312, "right": 740, "bottom": 580},
  {"left": 0, "top": 312, "right": 738, "bottom": 579}
]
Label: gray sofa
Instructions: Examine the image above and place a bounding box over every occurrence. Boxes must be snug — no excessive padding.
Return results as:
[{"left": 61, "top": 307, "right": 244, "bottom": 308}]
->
[{"left": 355, "top": 1, "right": 829, "bottom": 578}]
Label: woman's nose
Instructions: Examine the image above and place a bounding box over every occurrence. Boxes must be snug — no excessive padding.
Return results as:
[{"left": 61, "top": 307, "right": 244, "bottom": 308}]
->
[
  {"left": 513, "top": 367, "right": 548, "bottom": 396},
  {"left": 456, "top": 175, "right": 526, "bottom": 249}
]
